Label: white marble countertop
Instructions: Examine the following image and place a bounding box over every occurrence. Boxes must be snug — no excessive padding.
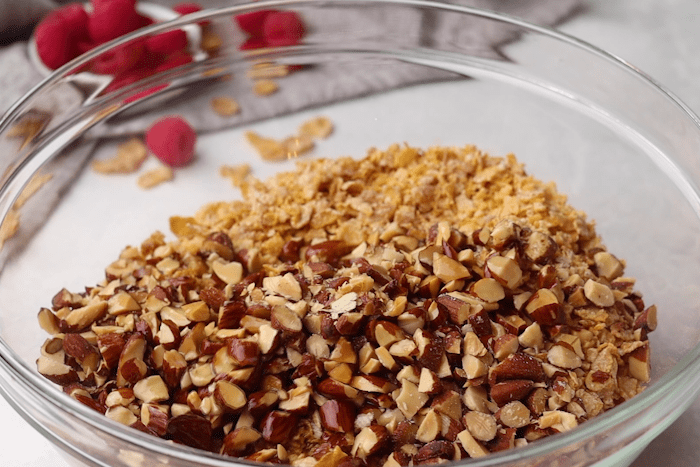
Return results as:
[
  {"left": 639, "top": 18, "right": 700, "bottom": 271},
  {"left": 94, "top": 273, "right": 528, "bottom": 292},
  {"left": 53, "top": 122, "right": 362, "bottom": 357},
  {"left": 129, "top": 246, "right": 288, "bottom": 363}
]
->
[{"left": 1, "top": 0, "right": 699, "bottom": 466}]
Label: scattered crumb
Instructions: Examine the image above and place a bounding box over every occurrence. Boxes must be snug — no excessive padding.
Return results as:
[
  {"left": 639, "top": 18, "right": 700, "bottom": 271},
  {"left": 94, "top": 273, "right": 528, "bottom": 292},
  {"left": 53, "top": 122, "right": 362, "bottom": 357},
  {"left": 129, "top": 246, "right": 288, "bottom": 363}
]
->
[
  {"left": 247, "top": 62, "right": 290, "bottom": 80},
  {"left": 210, "top": 97, "right": 241, "bottom": 117},
  {"left": 6, "top": 111, "right": 51, "bottom": 150},
  {"left": 92, "top": 138, "right": 148, "bottom": 174},
  {"left": 219, "top": 164, "right": 251, "bottom": 188},
  {"left": 137, "top": 165, "right": 174, "bottom": 189},
  {"left": 0, "top": 209, "right": 20, "bottom": 250},
  {"left": 201, "top": 30, "right": 223, "bottom": 53},
  {"left": 298, "top": 116, "right": 334, "bottom": 139},
  {"left": 15, "top": 172, "right": 53, "bottom": 209},
  {"left": 253, "top": 79, "right": 279, "bottom": 96}
]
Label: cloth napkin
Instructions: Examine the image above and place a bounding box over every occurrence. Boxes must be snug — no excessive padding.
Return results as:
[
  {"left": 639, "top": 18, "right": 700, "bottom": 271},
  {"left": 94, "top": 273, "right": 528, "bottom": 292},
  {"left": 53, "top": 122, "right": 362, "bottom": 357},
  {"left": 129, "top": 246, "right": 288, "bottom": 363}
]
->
[{"left": 0, "top": 0, "right": 583, "bottom": 264}]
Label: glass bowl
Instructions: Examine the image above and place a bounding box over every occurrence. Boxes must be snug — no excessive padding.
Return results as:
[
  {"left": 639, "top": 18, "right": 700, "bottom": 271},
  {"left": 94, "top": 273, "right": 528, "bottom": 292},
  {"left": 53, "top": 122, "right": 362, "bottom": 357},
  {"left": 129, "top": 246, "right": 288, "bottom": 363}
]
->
[{"left": 2, "top": 1, "right": 700, "bottom": 466}]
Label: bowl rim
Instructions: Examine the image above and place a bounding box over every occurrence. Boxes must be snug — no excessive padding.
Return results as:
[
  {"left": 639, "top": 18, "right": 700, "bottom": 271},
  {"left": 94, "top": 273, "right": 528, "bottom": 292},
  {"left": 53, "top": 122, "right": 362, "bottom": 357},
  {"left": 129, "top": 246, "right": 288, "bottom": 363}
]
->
[{"left": 2, "top": 0, "right": 700, "bottom": 465}]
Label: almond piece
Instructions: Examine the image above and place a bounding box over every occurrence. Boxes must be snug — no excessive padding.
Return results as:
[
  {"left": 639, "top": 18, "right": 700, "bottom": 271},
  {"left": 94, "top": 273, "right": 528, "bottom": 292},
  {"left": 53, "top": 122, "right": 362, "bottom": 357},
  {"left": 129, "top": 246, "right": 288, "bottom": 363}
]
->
[
  {"left": 351, "top": 425, "right": 389, "bottom": 460},
  {"left": 271, "top": 305, "right": 303, "bottom": 333},
  {"left": 525, "top": 288, "right": 561, "bottom": 325},
  {"left": 464, "top": 411, "right": 497, "bottom": 441},
  {"left": 62, "top": 333, "right": 100, "bottom": 372},
  {"left": 261, "top": 410, "right": 297, "bottom": 443},
  {"left": 416, "top": 409, "right": 442, "bottom": 443},
  {"left": 583, "top": 279, "right": 615, "bottom": 307},
  {"left": 490, "top": 379, "right": 535, "bottom": 406},
  {"left": 214, "top": 380, "right": 247, "bottom": 412},
  {"left": 485, "top": 256, "right": 522, "bottom": 290},
  {"left": 320, "top": 400, "right": 355, "bottom": 433},
  {"left": 628, "top": 344, "right": 651, "bottom": 382},
  {"left": 394, "top": 380, "right": 429, "bottom": 419},
  {"left": 221, "top": 426, "right": 261, "bottom": 455}
]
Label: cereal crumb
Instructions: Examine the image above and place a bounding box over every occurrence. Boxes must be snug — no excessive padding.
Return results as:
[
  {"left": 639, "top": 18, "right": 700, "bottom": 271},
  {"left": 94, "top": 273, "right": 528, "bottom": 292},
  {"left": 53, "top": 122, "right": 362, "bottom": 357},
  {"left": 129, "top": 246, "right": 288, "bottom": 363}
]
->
[
  {"left": 92, "top": 138, "right": 148, "bottom": 174},
  {"left": 15, "top": 172, "right": 53, "bottom": 209},
  {"left": 253, "top": 79, "right": 279, "bottom": 96},
  {"left": 0, "top": 209, "right": 20, "bottom": 249},
  {"left": 220, "top": 164, "right": 251, "bottom": 187},
  {"left": 201, "top": 30, "right": 222, "bottom": 53},
  {"left": 298, "top": 116, "right": 334, "bottom": 139},
  {"left": 6, "top": 111, "right": 50, "bottom": 150},
  {"left": 247, "top": 62, "right": 290, "bottom": 80},
  {"left": 210, "top": 97, "right": 240, "bottom": 117},
  {"left": 137, "top": 165, "right": 174, "bottom": 189}
]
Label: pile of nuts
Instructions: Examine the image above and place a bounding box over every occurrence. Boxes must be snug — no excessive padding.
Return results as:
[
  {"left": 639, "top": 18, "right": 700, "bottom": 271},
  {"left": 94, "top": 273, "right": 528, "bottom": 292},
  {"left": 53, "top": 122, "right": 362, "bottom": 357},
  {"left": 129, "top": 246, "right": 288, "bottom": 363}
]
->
[{"left": 35, "top": 145, "right": 656, "bottom": 465}]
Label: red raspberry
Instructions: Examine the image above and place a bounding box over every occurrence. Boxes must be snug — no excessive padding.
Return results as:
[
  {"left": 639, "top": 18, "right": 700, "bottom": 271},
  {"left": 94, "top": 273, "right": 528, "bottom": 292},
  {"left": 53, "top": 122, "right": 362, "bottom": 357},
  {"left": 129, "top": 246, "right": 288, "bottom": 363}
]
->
[
  {"left": 91, "top": 0, "right": 137, "bottom": 8},
  {"left": 155, "top": 52, "right": 193, "bottom": 72},
  {"left": 262, "top": 11, "right": 305, "bottom": 47},
  {"left": 91, "top": 40, "right": 146, "bottom": 75},
  {"left": 173, "top": 2, "right": 210, "bottom": 27},
  {"left": 173, "top": 3, "right": 202, "bottom": 15},
  {"left": 234, "top": 10, "right": 274, "bottom": 37},
  {"left": 88, "top": 0, "right": 141, "bottom": 44},
  {"left": 35, "top": 3, "right": 90, "bottom": 69},
  {"left": 145, "top": 30, "right": 189, "bottom": 55},
  {"left": 146, "top": 116, "right": 197, "bottom": 168},
  {"left": 239, "top": 37, "right": 268, "bottom": 50}
]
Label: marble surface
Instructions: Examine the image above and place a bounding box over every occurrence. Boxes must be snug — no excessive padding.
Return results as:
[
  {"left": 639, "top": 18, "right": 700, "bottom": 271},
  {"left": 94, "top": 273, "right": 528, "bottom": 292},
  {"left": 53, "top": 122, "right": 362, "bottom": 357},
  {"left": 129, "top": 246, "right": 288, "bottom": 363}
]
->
[{"left": 1, "top": 0, "right": 700, "bottom": 466}]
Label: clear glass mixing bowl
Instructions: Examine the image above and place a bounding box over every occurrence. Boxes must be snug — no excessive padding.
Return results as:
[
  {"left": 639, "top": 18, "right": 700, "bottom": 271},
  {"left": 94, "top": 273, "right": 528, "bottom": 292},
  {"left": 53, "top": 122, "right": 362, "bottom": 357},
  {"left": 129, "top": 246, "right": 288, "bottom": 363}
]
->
[{"left": 1, "top": 1, "right": 700, "bottom": 466}]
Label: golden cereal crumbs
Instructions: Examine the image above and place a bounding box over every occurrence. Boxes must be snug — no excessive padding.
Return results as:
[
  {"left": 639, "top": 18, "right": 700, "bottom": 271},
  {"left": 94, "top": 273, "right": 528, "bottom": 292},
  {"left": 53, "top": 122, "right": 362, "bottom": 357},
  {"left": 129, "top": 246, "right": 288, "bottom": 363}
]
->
[
  {"left": 137, "top": 165, "right": 174, "bottom": 189},
  {"left": 201, "top": 67, "right": 229, "bottom": 79},
  {"left": 211, "top": 97, "right": 241, "bottom": 117},
  {"left": 201, "top": 30, "right": 223, "bottom": 53},
  {"left": 298, "top": 116, "right": 334, "bottom": 139},
  {"left": 36, "top": 145, "right": 656, "bottom": 465},
  {"left": 253, "top": 79, "right": 279, "bottom": 96},
  {"left": 220, "top": 164, "right": 251, "bottom": 188},
  {"left": 92, "top": 138, "right": 148, "bottom": 174},
  {"left": 15, "top": 172, "right": 53, "bottom": 209},
  {"left": 245, "top": 131, "right": 315, "bottom": 162},
  {"left": 6, "top": 111, "right": 51, "bottom": 150},
  {"left": 0, "top": 209, "right": 20, "bottom": 249},
  {"left": 247, "top": 62, "right": 290, "bottom": 80}
]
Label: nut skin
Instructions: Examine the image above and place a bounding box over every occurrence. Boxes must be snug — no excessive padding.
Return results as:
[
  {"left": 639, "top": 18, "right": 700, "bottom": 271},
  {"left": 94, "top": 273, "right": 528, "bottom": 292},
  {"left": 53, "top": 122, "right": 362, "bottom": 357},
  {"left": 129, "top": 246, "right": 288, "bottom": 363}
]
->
[
  {"left": 490, "top": 353, "right": 546, "bottom": 385},
  {"left": 490, "top": 379, "right": 534, "bottom": 406},
  {"left": 319, "top": 400, "right": 356, "bottom": 433},
  {"left": 414, "top": 440, "right": 455, "bottom": 463},
  {"left": 166, "top": 413, "right": 214, "bottom": 452},
  {"left": 228, "top": 338, "right": 260, "bottom": 366},
  {"left": 304, "top": 240, "right": 352, "bottom": 265},
  {"left": 260, "top": 410, "right": 298, "bottom": 443},
  {"left": 62, "top": 333, "right": 100, "bottom": 372}
]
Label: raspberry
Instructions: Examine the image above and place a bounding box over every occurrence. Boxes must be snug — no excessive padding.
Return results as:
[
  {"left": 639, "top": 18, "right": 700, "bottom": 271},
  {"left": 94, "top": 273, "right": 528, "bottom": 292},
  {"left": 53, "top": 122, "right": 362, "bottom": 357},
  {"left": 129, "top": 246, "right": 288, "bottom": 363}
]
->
[
  {"left": 155, "top": 52, "right": 193, "bottom": 73},
  {"left": 234, "top": 10, "right": 274, "bottom": 37},
  {"left": 262, "top": 11, "right": 305, "bottom": 47},
  {"left": 145, "top": 30, "right": 189, "bottom": 55},
  {"left": 173, "top": 2, "right": 210, "bottom": 27},
  {"left": 239, "top": 37, "right": 267, "bottom": 51},
  {"left": 35, "top": 3, "right": 90, "bottom": 69},
  {"left": 146, "top": 116, "right": 197, "bottom": 168},
  {"left": 88, "top": 0, "right": 141, "bottom": 44},
  {"left": 173, "top": 3, "right": 202, "bottom": 15},
  {"left": 91, "top": 40, "right": 146, "bottom": 75}
]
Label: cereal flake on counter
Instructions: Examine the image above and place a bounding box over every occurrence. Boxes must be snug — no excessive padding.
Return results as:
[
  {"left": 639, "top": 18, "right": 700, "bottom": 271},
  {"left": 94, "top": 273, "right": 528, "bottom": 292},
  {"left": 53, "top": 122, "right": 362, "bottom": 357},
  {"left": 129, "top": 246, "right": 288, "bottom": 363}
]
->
[
  {"left": 137, "top": 165, "right": 174, "bottom": 189},
  {"left": 220, "top": 164, "right": 251, "bottom": 188},
  {"left": 211, "top": 97, "right": 241, "bottom": 117},
  {"left": 253, "top": 79, "right": 280, "bottom": 96},
  {"left": 91, "top": 138, "right": 148, "bottom": 175},
  {"left": 36, "top": 144, "right": 656, "bottom": 465}
]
